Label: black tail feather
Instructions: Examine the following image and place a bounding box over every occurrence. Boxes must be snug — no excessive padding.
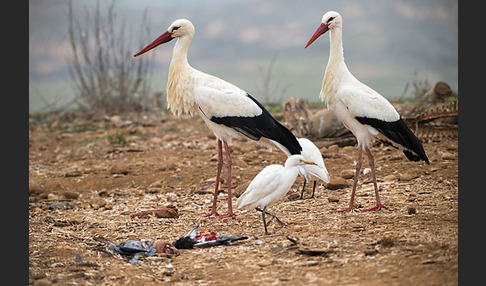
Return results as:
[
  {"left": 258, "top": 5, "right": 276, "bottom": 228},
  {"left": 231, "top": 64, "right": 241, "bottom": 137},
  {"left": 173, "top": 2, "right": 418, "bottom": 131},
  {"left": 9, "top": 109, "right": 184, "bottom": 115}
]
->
[{"left": 356, "top": 116, "right": 429, "bottom": 164}]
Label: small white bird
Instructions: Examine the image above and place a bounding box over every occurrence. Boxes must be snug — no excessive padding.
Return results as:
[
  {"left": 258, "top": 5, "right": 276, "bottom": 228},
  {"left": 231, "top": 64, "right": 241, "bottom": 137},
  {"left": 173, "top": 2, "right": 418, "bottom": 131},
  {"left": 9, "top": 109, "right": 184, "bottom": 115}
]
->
[
  {"left": 236, "top": 155, "right": 317, "bottom": 235},
  {"left": 279, "top": 138, "right": 330, "bottom": 199},
  {"left": 305, "top": 11, "right": 429, "bottom": 212},
  {"left": 134, "top": 19, "right": 302, "bottom": 218}
]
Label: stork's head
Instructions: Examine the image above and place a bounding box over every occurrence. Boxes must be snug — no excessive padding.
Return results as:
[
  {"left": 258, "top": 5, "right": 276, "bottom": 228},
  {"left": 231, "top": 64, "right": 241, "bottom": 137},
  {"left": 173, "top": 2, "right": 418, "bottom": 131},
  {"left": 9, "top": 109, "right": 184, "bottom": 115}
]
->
[
  {"left": 304, "top": 11, "right": 342, "bottom": 49},
  {"left": 134, "top": 19, "right": 194, "bottom": 57}
]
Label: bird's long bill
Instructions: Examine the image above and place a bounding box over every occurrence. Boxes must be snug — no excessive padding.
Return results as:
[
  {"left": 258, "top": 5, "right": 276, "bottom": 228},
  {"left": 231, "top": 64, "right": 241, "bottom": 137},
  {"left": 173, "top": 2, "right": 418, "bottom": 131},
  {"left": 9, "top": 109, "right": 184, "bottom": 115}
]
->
[
  {"left": 304, "top": 23, "right": 329, "bottom": 48},
  {"left": 300, "top": 159, "right": 317, "bottom": 166},
  {"left": 134, "top": 31, "right": 173, "bottom": 57}
]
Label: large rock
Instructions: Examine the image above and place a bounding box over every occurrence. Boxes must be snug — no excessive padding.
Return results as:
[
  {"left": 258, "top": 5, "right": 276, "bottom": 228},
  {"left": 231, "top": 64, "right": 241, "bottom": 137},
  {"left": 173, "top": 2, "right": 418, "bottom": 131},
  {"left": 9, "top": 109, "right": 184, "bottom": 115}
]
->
[
  {"left": 309, "top": 109, "right": 344, "bottom": 138},
  {"left": 399, "top": 81, "right": 454, "bottom": 117}
]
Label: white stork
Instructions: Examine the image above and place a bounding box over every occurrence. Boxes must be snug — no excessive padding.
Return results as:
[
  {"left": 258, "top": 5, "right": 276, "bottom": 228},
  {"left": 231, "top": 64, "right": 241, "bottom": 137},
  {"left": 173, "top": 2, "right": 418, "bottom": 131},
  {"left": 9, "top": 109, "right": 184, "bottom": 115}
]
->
[
  {"left": 305, "top": 11, "right": 429, "bottom": 212},
  {"left": 134, "top": 19, "right": 302, "bottom": 218}
]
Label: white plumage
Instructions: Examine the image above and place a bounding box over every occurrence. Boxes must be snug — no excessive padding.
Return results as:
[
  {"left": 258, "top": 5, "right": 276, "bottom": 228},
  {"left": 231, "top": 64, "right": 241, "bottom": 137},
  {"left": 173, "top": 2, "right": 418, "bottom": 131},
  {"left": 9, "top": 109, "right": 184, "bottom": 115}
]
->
[
  {"left": 305, "top": 11, "right": 429, "bottom": 212},
  {"left": 134, "top": 19, "right": 302, "bottom": 218},
  {"left": 296, "top": 138, "right": 330, "bottom": 195},
  {"left": 237, "top": 155, "right": 317, "bottom": 235},
  {"left": 279, "top": 138, "right": 330, "bottom": 199}
]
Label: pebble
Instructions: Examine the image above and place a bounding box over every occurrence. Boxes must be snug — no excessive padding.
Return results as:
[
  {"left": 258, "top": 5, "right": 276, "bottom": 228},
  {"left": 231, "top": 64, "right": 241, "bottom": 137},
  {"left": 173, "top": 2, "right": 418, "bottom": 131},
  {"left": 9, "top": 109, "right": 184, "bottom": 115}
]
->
[
  {"left": 110, "top": 163, "right": 130, "bottom": 175},
  {"left": 90, "top": 198, "right": 106, "bottom": 210},
  {"left": 257, "top": 260, "right": 272, "bottom": 267},
  {"left": 399, "top": 173, "right": 419, "bottom": 182},
  {"left": 65, "top": 170, "right": 82, "bottom": 177},
  {"left": 33, "top": 279, "right": 52, "bottom": 286},
  {"left": 339, "top": 169, "right": 355, "bottom": 179},
  {"left": 440, "top": 152, "right": 456, "bottom": 160},
  {"left": 47, "top": 193, "right": 60, "bottom": 200},
  {"left": 328, "top": 196, "right": 340, "bottom": 203},
  {"left": 383, "top": 174, "right": 397, "bottom": 181},
  {"left": 63, "top": 190, "right": 79, "bottom": 200},
  {"left": 407, "top": 207, "right": 417, "bottom": 215},
  {"left": 150, "top": 137, "right": 163, "bottom": 144},
  {"left": 325, "top": 177, "right": 349, "bottom": 190}
]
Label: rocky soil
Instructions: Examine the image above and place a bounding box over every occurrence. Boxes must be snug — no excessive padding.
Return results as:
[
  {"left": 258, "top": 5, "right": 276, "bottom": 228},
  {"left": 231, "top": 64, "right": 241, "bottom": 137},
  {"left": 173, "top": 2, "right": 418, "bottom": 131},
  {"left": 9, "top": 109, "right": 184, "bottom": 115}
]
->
[{"left": 29, "top": 109, "right": 458, "bottom": 285}]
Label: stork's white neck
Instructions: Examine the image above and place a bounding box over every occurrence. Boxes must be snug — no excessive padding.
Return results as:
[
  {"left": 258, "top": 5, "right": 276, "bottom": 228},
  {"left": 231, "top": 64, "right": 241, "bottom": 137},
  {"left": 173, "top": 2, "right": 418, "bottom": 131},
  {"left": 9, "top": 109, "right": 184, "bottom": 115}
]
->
[
  {"left": 328, "top": 27, "right": 345, "bottom": 66},
  {"left": 167, "top": 34, "right": 197, "bottom": 116},
  {"left": 171, "top": 35, "right": 192, "bottom": 66},
  {"left": 320, "top": 25, "right": 352, "bottom": 103}
]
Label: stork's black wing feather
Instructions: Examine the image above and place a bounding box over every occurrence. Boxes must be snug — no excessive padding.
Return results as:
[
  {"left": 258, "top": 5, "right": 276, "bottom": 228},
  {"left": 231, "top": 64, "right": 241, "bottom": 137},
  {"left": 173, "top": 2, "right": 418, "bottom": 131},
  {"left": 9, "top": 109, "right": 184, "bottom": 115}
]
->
[
  {"left": 355, "top": 116, "right": 429, "bottom": 164},
  {"left": 210, "top": 93, "right": 302, "bottom": 155}
]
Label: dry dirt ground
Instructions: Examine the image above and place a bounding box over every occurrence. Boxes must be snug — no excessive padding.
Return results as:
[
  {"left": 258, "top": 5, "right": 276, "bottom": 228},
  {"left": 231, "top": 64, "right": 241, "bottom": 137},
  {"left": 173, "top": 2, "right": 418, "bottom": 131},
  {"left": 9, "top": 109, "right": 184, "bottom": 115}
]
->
[{"left": 29, "top": 110, "right": 458, "bottom": 285}]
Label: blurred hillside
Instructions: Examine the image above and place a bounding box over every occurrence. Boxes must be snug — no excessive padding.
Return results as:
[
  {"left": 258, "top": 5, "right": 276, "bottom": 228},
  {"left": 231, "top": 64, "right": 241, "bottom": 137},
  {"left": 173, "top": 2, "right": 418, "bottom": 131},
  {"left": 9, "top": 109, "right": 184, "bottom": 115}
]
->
[{"left": 29, "top": 0, "right": 458, "bottom": 112}]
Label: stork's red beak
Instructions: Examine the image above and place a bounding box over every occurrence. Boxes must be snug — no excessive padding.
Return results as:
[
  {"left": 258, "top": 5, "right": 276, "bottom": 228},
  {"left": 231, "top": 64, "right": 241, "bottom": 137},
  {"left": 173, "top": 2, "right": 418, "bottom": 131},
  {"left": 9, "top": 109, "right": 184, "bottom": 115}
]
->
[
  {"left": 304, "top": 23, "right": 329, "bottom": 49},
  {"left": 134, "top": 31, "right": 173, "bottom": 57}
]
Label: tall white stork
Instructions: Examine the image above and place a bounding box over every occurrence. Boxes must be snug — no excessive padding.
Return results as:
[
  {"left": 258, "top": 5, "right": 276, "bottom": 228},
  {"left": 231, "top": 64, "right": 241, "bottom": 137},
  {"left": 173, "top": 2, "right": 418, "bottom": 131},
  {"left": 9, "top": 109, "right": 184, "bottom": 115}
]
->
[
  {"left": 305, "top": 11, "right": 429, "bottom": 212},
  {"left": 134, "top": 19, "right": 302, "bottom": 218}
]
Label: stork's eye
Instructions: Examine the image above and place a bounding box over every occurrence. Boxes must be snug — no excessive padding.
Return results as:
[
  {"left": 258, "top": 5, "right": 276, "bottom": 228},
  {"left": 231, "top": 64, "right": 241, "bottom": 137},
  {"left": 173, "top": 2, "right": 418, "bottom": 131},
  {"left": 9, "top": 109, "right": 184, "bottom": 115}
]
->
[
  {"left": 171, "top": 26, "right": 180, "bottom": 33},
  {"left": 327, "top": 17, "right": 335, "bottom": 24}
]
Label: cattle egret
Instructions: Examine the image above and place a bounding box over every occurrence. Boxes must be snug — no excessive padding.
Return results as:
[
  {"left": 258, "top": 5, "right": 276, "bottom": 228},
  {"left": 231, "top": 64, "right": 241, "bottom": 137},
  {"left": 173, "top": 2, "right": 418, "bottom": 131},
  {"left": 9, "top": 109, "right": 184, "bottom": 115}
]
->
[
  {"left": 237, "top": 155, "right": 317, "bottom": 235},
  {"left": 280, "top": 138, "right": 330, "bottom": 199}
]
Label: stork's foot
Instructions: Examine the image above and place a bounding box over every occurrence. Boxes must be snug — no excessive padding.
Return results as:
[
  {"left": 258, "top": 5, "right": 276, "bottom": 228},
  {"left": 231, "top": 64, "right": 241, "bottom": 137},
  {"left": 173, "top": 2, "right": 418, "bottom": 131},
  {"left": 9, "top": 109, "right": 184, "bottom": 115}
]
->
[
  {"left": 204, "top": 210, "right": 221, "bottom": 218},
  {"left": 362, "top": 203, "right": 387, "bottom": 212},
  {"left": 213, "top": 212, "right": 237, "bottom": 219},
  {"left": 330, "top": 207, "right": 359, "bottom": 213}
]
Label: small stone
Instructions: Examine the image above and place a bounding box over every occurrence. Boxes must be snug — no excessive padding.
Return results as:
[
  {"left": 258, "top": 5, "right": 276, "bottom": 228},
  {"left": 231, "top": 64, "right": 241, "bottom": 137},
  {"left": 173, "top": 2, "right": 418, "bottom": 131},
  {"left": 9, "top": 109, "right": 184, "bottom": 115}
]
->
[
  {"left": 65, "top": 170, "right": 82, "bottom": 177},
  {"left": 328, "top": 196, "right": 340, "bottom": 203},
  {"left": 150, "top": 181, "right": 163, "bottom": 188},
  {"left": 47, "top": 193, "right": 60, "bottom": 200},
  {"left": 287, "top": 192, "right": 301, "bottom": 201},
  {"left": 407, "top": 207, "right": 417, "bottom": 215},
  {"left": 257, "top": 260, "right": 272, "bottom": 267},
  {"left": 90, "top": 198, "right": 106, "bottom": 210},
  {"left": 63, "top": 190, "right": 79, "bottom": 200},
  {"left": 383, "top": 175, "right": 397, "bottom": 181},
  {"left": 399, "top": 173, "right": 419, "bottom": 182},
  {"left": 150, "top": 137, "right": 163, "bottom": 144},
  {"left": 110, "top": 163, "right": 130, "bottom": 175},
  {"left": 131, "top": 205, "right": 179, "bottom": 218},
  {"left": 340, "top": 169, "right": 355, "bottom": 179},
  {"left": 146, "top": 188, "right": 160, "bottom": 194},
  {"left": 441, "top": 152, "right": 456, "bottom": 160},
  {"left": 325, "top": 177, "right": 349, "bottom": 190},
  {"left": 33, "top": 279, "right": 52, "bottom": 286}
]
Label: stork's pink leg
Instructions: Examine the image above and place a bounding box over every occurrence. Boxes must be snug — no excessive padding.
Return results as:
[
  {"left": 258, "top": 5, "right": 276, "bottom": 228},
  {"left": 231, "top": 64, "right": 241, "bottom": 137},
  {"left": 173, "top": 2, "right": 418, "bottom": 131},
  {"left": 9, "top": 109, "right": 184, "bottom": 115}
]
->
[
  {"left": 215, "top": 141, "right": 237, "bottom": 218},
  {"left": 330, "top": 145, "right": 363, "bottom": 213},
  {"left": 362, "top": 147, "right": 387, "bottom": 211},
  {"left": 205, "top": 140, "right": 223, "bottom": 217}
]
